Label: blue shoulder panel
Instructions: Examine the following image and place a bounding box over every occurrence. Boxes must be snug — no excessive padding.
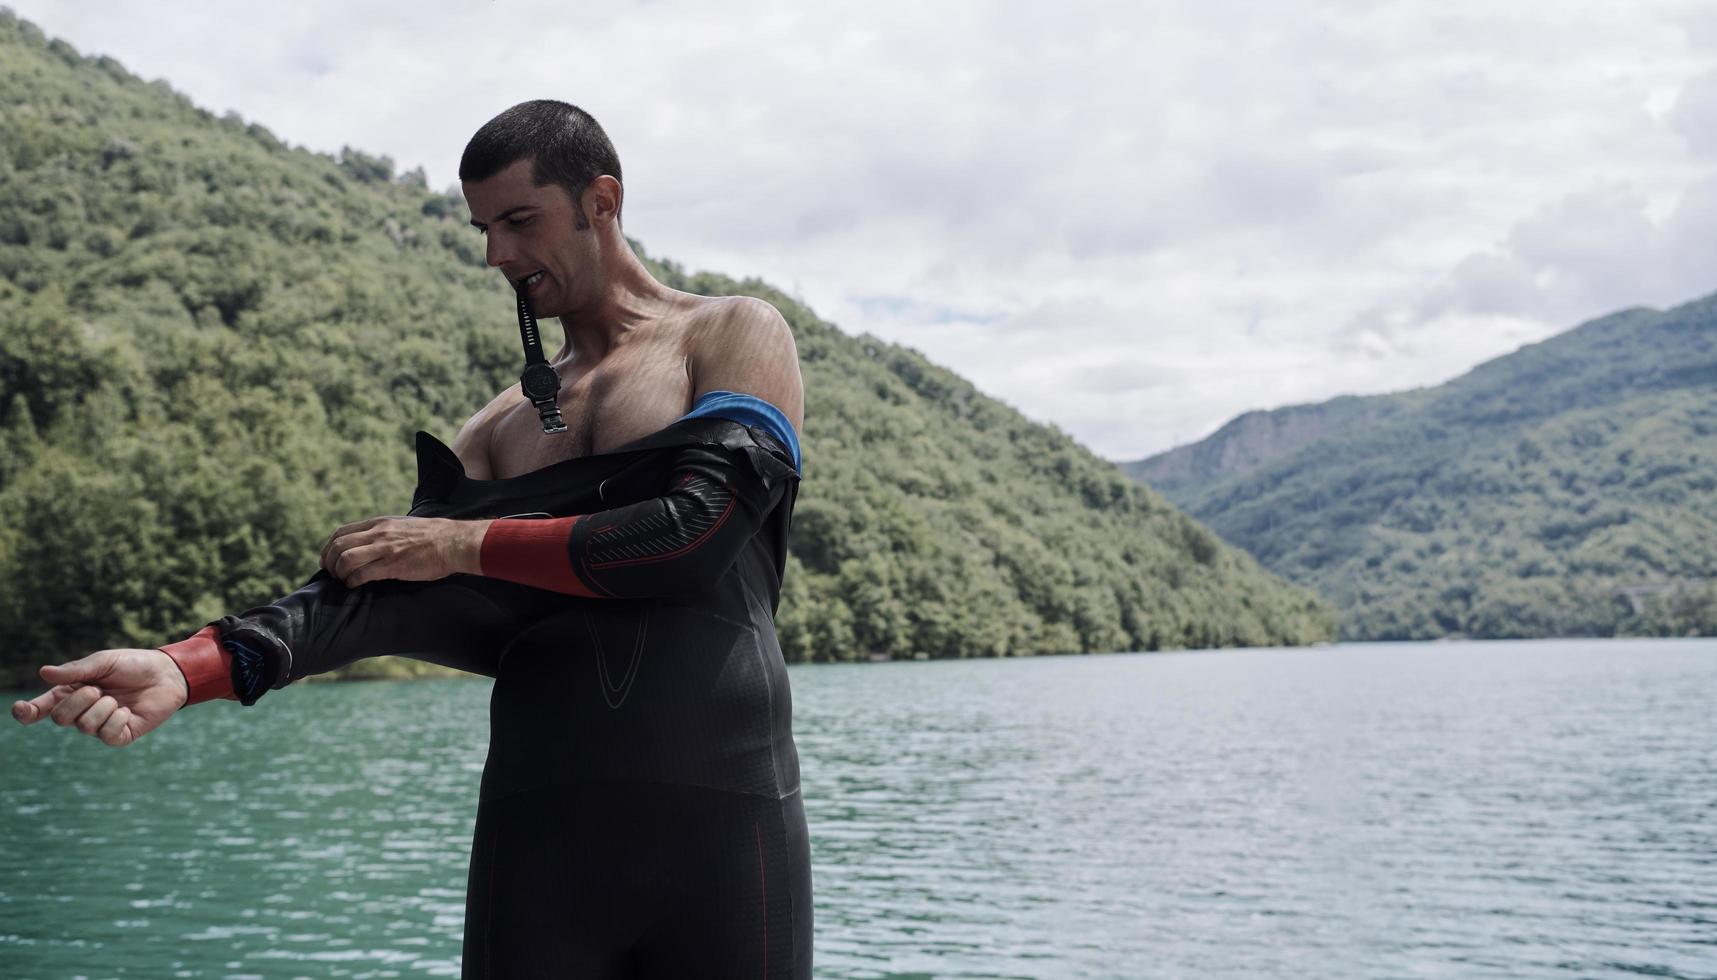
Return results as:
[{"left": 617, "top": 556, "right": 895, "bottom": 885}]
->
[{"left": 681, "top": 390, "right": 802, "bottom": 472}]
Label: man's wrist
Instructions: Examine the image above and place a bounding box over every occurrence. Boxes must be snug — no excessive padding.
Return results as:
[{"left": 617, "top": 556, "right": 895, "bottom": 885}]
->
[
  {"left": 147, "top": 649, "right": 192, "bottom": 709},
  {"left": 458, "top": 519, "right": 496, "bottom": 575}
]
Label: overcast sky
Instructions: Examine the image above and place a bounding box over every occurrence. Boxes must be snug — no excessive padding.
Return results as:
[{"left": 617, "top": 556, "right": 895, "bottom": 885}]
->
[{"left": 15, "top": 1, "right": 1717, "bottom": 459}]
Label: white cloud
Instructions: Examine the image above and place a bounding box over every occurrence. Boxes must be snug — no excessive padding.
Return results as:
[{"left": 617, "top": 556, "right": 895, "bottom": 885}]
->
[
  {"left": 1671, "top": 69, "right": 1717, "bottom": 157},
  {"left": 1410, "top": 169, "right": 1717, "bottom": 344},
  {"left": 10, "top": 0, "right": 1717, "bottom": 460}
]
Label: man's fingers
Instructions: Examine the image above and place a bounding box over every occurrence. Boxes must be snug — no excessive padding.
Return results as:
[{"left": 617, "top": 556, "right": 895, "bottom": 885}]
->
[
  {"left": 40, "top": 651, "right": 115, "bottom": 686},
  {"left": 49, "top": 684, "right": 104, "bottom": 727},
  {"left": 99, "top": 706, "right": 134, "bottom": 747},
  {"left": 323, "top": 528, "right": 364, "bottom": 573},
  {"left": 335, "top": 543, "right": 386, "bottom": 583},
  {"left": 13, "top": 684, "right": 78, "bottom": 726},
  {"left": 323, "top": 517, "right": 389, "bottom": 570},
  {"left": 75, "top": 695, "right": 119, "bottom": 736},
  {"left": 335, "top": 516, "right": 388, "bottom": 536}
]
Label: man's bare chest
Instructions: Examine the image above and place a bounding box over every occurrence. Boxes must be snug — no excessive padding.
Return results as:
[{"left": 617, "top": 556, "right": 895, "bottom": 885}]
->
[{"left": 486, "top": 348, "right": 694, "bottom": 479}]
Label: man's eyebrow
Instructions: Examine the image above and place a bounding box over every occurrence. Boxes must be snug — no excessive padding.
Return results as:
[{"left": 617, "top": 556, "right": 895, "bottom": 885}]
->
[{"left": 469, "top": 205, "right": 537, "bottom": 229}]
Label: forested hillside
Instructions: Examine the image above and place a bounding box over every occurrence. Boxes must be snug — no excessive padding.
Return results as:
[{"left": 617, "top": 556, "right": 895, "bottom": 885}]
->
[
  {"left": 1125, "top": 300, "right": 1717, "bottom": 640},
  {"left": 0, "top": 13, "right": 1334, "bottom": 686}
]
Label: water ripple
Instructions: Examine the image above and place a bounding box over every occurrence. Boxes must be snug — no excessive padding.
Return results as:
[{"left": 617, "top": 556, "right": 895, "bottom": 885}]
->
[{"left": 3, "top": 639, "right": 1714, "bottom": 977}]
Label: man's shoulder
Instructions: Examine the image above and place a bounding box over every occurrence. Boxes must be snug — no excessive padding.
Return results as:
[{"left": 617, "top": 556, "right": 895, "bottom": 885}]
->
[
  {"left": 701, "top": 293, "right": 790, "bottom": 327},
  {"left": 688, "top": 295, "right": 796, "bottom": 359},
  {"left": 686, "top": 295, "right": 803, "bottom": 430},
  {"left": 452, "top": 384, "right": 517, "bottom": 477},
  {"left": 470, "top": 382, "right": 520, "bottom": 430}
]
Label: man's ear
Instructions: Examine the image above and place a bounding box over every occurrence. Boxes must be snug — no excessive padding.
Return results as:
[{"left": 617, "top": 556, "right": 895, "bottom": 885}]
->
[{"left": 584, "top": 175, "right": 623, "bottom": 226}]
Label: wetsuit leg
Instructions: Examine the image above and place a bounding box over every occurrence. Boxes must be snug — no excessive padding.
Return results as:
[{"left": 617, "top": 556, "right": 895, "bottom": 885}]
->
[
  {"left": 462, "top": 780, "right": 811, "bottom": 979},
  {"left": 631, "top": 785, "right": 811, "bottom": 980}
]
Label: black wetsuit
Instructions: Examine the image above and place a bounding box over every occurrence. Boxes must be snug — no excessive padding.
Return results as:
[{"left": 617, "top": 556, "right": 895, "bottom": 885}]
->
[{"left": 201, "top": 416, "right": 810, "bottom": 978}]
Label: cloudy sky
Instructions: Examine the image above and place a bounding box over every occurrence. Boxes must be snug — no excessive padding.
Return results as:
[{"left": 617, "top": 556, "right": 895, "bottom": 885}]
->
[{"left": 16, "top": 1, "right": 1717, "bottom": 459}]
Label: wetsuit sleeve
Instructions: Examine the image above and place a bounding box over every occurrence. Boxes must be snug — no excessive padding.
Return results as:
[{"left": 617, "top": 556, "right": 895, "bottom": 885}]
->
[
  {"left": 158, "top": 572, "right": 559, "bottom": 708},
  {"left": 479, "top": 441, "right": 789, "bottom": 599},
  {"left": 159, "top": 626, "right": 237, "bottom": 705}
]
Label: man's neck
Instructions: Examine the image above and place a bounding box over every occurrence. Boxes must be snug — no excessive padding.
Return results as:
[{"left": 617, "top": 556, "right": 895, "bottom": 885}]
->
[{"left": 551, "top": 238, "right": 682, "bottom": 364}]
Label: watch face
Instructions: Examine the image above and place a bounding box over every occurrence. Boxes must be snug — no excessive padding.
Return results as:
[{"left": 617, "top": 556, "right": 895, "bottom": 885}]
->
[{"left": 521, "top": 363, "right": 559, "bottom": 400}]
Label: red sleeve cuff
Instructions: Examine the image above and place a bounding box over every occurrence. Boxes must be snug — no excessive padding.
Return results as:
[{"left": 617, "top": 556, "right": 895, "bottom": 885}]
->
[
  {"left": 479, "top": 515, "right": 600, "bottom": 597},
  {"left": 158, "top": 625, "right": 237, "bottom": 707}
]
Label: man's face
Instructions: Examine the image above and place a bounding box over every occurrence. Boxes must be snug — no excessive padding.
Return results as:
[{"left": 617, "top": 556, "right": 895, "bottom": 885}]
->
[{"left": 462, "top": 158, "right": 591, "bottom": 317}]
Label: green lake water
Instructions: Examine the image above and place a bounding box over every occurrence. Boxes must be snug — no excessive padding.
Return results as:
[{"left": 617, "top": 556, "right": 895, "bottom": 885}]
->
[{"left": 3, "top": 638, "right": 1714, "bottom": 978}]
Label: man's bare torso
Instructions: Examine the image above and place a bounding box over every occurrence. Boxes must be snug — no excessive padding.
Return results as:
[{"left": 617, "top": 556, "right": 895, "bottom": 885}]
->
[
  {"left": 466, "top": 293, "right": 719, "bottom": 480},
  {"left": 484, "top": 334, "right": 689, "bottom": 479}
]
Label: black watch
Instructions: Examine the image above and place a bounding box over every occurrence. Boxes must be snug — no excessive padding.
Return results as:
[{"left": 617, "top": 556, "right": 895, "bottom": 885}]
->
[
  {"left": 520, "top": 361, "right": 567, "bottom": 433},
  {"left": 514, "top": 284, "right": 568, "bottom": 435}
]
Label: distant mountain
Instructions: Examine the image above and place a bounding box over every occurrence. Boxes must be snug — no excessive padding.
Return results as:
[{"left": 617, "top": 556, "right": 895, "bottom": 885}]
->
[
  {"left": 1124, "top": 299, "right": 1717, "bottom": 640},
  {"left": 0, "top": 12, "right": 1335, "bottom": 686},
  {"left": 1125, "top": 393, "right": 1422, "bottom": 502}
]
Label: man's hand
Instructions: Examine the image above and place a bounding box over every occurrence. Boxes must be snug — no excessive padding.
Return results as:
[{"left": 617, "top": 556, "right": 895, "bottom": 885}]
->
[
  {"left": 10, "top": 649, "right": 190, "bottom": 747},
  {"left": 320, "top": 516, "right": 494, "bottom": 588}
]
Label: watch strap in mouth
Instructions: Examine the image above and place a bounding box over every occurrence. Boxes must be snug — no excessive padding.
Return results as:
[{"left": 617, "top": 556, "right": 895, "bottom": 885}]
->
[{"left": 516, "top": 285, "right": 567, "bottom": 435}]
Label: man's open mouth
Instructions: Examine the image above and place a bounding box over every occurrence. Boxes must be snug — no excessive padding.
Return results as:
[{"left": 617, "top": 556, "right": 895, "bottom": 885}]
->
[{"left": 517, "top": 271, "right": 545, "bottom": 288}]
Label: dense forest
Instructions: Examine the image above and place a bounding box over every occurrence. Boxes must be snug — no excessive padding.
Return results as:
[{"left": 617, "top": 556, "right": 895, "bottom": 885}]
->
[
  {"left": 1125, "top": 299, "right": 1717, "bottom": 640},
  {"left": 0, "top": 13, "right": 1334, "bottom": 686}
]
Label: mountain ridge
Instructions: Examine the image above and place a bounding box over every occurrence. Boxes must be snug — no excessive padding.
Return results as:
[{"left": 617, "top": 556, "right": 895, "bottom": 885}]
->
[{"left": 1123, "top": 296, "right": 1717, "bottom": 639}]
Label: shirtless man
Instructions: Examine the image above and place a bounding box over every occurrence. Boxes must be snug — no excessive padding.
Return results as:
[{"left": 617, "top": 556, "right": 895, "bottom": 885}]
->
[{"left": 11, "top": 100, "right": 811, "bottom": 979}]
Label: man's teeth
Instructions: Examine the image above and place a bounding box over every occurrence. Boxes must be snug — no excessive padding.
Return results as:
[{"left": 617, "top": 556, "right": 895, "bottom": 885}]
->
[{"left": 522, "top": 272, "right": 544, "bottom": 286}]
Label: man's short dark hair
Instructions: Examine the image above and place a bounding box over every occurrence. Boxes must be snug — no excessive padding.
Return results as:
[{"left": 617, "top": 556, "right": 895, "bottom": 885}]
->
[{"left": 459, "top": 100, "right": 623, "bottom": 230}]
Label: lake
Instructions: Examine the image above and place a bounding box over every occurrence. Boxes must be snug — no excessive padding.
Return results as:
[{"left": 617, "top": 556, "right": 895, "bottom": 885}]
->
[{"left": 3, "top": 638, "right": 1714, "bottom": 978}]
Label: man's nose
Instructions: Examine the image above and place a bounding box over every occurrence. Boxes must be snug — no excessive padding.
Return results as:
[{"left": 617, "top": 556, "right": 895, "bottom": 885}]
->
[{"left": 485, "top": 232, "right": 511, "bottom": 269}]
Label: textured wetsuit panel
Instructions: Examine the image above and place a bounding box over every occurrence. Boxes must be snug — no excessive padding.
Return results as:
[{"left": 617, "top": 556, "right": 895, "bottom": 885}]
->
[{"left": 478, "top": 453, "right": 772, "bottom": 599}]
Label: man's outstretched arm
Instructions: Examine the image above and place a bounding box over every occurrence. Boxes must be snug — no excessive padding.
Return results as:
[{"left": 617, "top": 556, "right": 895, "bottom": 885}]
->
[
  {"left": 160, "top": 403, "right": 550, "bottom": 708},
  {"left": 178, "top": 572, "right": 551, "bottom": 700},
  {"left": 8, "top": 555, "right": 541, "bottom": 740},
  {"left": 12, "top": 409, "right": 532, "bottom": 741}
]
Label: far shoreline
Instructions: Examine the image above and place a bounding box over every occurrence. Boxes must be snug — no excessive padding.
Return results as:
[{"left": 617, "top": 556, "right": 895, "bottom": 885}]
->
[{"left": 5, "top": 634, "right": 1711, "bottom": 696}]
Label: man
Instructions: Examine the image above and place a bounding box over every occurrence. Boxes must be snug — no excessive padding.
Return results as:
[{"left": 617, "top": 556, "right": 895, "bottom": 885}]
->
[{"left": 10, "top": 100, "right": 811, "bottom": 979}]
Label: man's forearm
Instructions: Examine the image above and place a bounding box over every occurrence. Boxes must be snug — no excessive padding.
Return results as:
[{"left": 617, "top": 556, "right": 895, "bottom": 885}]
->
[
  {"left": 473, "top": 447, "right": 779, "bottom": 599},
  {"left": 157, "top": 570, "right": 551, "bottom": 708}
]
